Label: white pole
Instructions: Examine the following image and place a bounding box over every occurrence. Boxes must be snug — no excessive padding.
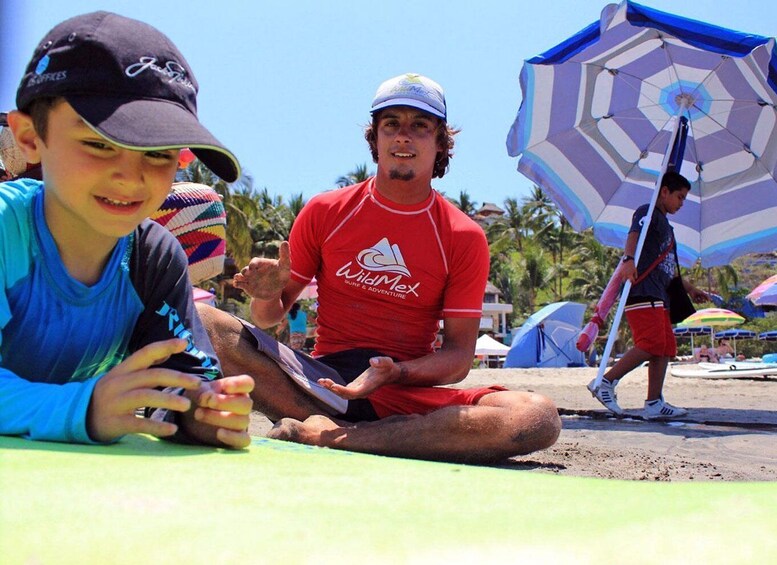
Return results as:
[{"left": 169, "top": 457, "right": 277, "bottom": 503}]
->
[{"left": 591, "top": 106, "right": 686, "bottom": 389}]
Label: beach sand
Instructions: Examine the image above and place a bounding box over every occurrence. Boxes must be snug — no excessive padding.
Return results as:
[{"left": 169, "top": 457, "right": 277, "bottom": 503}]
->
[{"left": 249, "top": 366, "right": 777, "bottom": 481}]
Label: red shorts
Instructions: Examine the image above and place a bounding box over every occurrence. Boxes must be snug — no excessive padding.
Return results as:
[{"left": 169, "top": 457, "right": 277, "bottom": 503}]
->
[
  {"left": 625, "top": 300, "right": 677, "bottom": 357},
  {"left": 367, "top": 384, "right": 507, "bottom": 419}
]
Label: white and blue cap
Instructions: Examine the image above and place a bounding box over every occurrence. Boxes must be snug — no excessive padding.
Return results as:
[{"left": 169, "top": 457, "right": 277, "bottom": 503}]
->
[{"left": 370, "top": 73, "right": 446, "bottom": 121}]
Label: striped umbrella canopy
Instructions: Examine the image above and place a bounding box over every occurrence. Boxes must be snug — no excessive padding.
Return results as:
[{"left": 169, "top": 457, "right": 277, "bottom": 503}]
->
[
  {"left": 747, "top": 274, "right": 777, "bottom": 306},
  {"left": 506, "top": 1, "right": 777, "bottom": 268},
  {"left": 714, "top": 328, "right": 756, "bottom": 356},
  {"left": 758, "top": 331, "right": 777, "bottom": 341},
  {"left": 714, "top": 329, "right": 757, "bottom": 340},
  {"left": 673, "top": 325, "right": 712, "bottom": 350},
  {"left": 678, "top": 308, "right": 745, "bottom": 328}
]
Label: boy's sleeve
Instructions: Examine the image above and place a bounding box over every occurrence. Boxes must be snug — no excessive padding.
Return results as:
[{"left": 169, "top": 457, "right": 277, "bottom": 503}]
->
[
  {"left": 0, "top": 367, "right": 100, "bottom": 443},
  {"left": 0, "top": 179, "right": 102, "bottom": 443},
  {"left": 128, "top": 220, "right": 221, "bottom": 380},
  {"left": 129, "top": 221, "right": 224, "bottom": 439}
]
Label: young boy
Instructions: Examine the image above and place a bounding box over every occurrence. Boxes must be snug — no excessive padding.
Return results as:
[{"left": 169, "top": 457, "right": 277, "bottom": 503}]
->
[
  {"left": 0, "top": 12, "right": 253, "bottom": 447},
  {"left": 587, "top": 171, "right": 708, "bottom": 419}
]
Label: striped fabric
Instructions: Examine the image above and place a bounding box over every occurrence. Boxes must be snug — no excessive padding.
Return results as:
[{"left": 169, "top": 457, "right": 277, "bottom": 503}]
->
[
  {"left": 151, "top": 182, "right": 227, "bottom": 284},
  {"left": 747, "top": 274, "right": 777, "bottom": 305},
  {"left": 678, "top": 307, "right": 745, "bottom": 328},
  {"left": 507, "top": 0, "right": 777, "bottom": 267}
]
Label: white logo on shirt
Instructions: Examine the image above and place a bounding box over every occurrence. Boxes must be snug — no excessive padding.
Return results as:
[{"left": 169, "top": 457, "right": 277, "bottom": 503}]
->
[
  {"left": 335, "top": 238, "right": 419, "bottom": 299},
  {"left": 356, "top": 237, "right": 411, "bottom": 277}
]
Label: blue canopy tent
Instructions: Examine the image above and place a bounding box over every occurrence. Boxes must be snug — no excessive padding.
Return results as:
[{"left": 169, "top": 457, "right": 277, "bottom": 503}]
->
[{"left": 505, "top": 302, "right": 586, "bottom": 368}]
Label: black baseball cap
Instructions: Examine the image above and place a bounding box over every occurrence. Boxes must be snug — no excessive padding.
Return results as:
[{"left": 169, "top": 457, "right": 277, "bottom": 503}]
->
[{"left": 16, "top": 11, "right": 240, "bottom": 182}]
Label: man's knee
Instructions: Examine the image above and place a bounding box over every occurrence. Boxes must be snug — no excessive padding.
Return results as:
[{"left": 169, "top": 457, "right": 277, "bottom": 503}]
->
[
  {"left": 485, "top": 391, "right": 561, "bottom": 453},
  {"left": 524, "top": 393, "right": 561, "bottom": 450}
]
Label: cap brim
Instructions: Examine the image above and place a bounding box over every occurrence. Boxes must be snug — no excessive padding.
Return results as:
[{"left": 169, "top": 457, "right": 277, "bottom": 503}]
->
[
  {"left": 370, "top": 98, "right": 446, "bottom": 121},
  {"left": 67, "top": 95, "right": 241, "bottom": 182}
]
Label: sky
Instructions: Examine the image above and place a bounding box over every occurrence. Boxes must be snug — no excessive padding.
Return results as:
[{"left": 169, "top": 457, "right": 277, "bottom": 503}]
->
[{"left": 2, "top": 0, "right": 776, "bottom": 208}]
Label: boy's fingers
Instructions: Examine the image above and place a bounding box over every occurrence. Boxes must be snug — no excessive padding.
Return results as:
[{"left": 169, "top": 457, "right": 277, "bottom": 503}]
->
[
  {"left": 123, "top": 389, "right": 192, "bottom": 413},
  {"left": 210, "top": 375, "right": 255, "bottom": 395},
  {"left": 123, "top": 416, "right": 179, "bottom": 438},
  {"left": 194, "top": 408, "right": 250, "bottom": 430},
  {"left": 196, "top": 391, "right": 253, "bottom": 414},
  {"left": 119, "top": 369, "right": 202, "bottom": 393},
  {"left": 216, "top": 428, "right": 251, "bottom": 449},
  {"left": 114, "top": 339, "right": 189, "bottom": 373}
]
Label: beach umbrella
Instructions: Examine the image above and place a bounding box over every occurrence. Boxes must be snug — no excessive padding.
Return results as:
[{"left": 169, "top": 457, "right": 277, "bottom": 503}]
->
[
  {"left": 673, "top": 325, "right": 712, "bottom": 350},
  {"left": 758, "top": 331, "right": 777, "bottom": 341},
  {"left": 678, "top": 308, "right": 745, "bottom": 329},
  {"left": 714, "top": 328, "right": 756, "bottom": 357},
  {"left": 507, "top": 0, "right": 777, "bottom": 388},
  {"left": 507, "top": 0, "right": 777, "bottom": 268},
  {"left": 297, "top": 278, "right": 318, "bottom": 301},
  {"left": 747, "top": 274, "right": 777, "bottom": 306}
]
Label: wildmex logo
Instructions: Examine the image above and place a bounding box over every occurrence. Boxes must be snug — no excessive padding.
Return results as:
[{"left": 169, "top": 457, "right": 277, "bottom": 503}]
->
[
  {"left": 356, "top": 238, "right": 410, "bottom": 276},
  {"left": 335, "top": 238, "right": 419, "bottom": 299}
]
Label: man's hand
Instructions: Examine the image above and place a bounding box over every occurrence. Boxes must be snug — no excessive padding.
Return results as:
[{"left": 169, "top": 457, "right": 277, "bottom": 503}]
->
[
  {"left": 233, "top": 241, "right": 291, "bottom": 300},
  {"left": 180, "top": 375, "right": 255, "bottom": 449},
  {"left": 87, "top": 339, "right": 202, "bottom": 443},
  {"left": 318, "top": 356, "right": 401, "bottom": 400}
]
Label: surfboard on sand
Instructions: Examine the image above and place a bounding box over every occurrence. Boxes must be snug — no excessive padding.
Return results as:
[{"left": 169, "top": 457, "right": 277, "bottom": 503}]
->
[
  {"left": 671, "top": 361, "right": 777, "bottom": 379},
  {"left": 1, "top": 434, "right": 776, "bottom": 563}
]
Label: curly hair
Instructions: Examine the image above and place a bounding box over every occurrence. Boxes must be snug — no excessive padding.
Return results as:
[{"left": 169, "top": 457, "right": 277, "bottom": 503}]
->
[{"left": 364, "top": 114, "right": 459, "bottom": 179}]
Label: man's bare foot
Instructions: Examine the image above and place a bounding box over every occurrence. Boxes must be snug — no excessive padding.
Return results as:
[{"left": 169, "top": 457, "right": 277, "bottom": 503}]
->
[{"left": 266, "top": 415, "right": 346, "bottom": 447}]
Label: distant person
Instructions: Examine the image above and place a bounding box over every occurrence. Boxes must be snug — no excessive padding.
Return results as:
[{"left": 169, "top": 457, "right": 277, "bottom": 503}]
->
[
  {"left": 587, "top": 172, "right": 708, "bottom": 419},
  {"left": 0, "top": 12, "right": 253, "bottom": 447},
  {"left": 287, "top": 302, "right": 308, "bottom": 350},
  {"left": 715, "top": 338, "right": 734, "bottom": 359},
  {"left": 197, "top": 72, "right": 561, "bottom": 463},
  {"left": 694, "top": 344, "right": 718, "bottom": 363}
]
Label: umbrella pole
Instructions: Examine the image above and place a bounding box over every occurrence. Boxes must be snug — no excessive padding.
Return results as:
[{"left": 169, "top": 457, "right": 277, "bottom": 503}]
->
[{"left": 592, "top": 107, "right": 686, "bottom": 389}]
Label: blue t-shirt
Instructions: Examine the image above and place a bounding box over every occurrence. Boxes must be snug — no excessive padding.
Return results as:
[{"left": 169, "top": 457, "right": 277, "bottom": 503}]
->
[
  {"left": 287, "top": 311, "right": 308, "bottom": 334},
  {"left": 628, "top": 204, "right": 676, "bottom": 304},
  {"left": 0, "top": 179, "right": 220, "bottom": 443}
]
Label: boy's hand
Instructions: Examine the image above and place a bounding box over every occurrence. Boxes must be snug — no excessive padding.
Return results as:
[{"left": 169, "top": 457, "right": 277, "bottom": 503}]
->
[
  {"left": 621, "top": 261, "right": 637, "bottom": 283},
  {"left": 179, "top": 375, "right": 255, "bottom": 449},
  {"left": 233, "top": 241, "right": 291, "bottom": 300},
  {"left": 87, "top": 339, "right": 201, "bottom": 443},
  {"left": 318, "top": 356, "right": 400, "bottom": 400}
]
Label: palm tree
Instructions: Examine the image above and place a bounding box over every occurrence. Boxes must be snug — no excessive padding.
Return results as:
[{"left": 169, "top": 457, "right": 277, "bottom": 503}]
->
[
  {"left": 449, "top": 190, "right": 478, "bottom": 217},
  {"left": 487, "top": 197, "right": 529, "bottom": 253},
  {"left": 336, "top": 163, "right": 373, "bottom": 188},
  {"left": 566, "top": 232, "right": 620, "bottom": 305},
  {"left": 250, "top": 189, "right": 306, "bottom": 258}
]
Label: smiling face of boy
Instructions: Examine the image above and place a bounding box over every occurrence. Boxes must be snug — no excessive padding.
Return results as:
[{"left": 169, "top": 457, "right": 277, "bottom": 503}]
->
[{"left": 11, "top": 100, "right": 179, "bottom": 256}]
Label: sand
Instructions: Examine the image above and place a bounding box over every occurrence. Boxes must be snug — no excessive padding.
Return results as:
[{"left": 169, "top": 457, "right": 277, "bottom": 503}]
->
[{"left": 249, "top": 365, "right": 777, "bottom": 481}]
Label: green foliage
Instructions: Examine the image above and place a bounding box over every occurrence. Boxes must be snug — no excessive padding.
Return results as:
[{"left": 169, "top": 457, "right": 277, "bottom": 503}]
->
[{"left": 336, "top": 163, "right": 373, "bottom": 188}]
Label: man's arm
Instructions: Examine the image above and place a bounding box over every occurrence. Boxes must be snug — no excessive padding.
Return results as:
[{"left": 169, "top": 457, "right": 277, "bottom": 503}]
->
[
  {"left": 394, "top": 317, "right": 479, "bottom": 385},
  {"left": 318, "top": 317, "right": 479, "bottom": 400}
]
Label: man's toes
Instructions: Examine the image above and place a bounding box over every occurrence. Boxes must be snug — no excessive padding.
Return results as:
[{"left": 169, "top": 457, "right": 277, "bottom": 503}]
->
[{"left": 266, "top": 418, "right": 302, "bottom": 441}]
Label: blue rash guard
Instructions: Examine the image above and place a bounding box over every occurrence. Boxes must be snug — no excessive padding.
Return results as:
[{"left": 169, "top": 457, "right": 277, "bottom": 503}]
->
[{"left": 0, "top": 178, "right": 221, "bottom": 443}]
